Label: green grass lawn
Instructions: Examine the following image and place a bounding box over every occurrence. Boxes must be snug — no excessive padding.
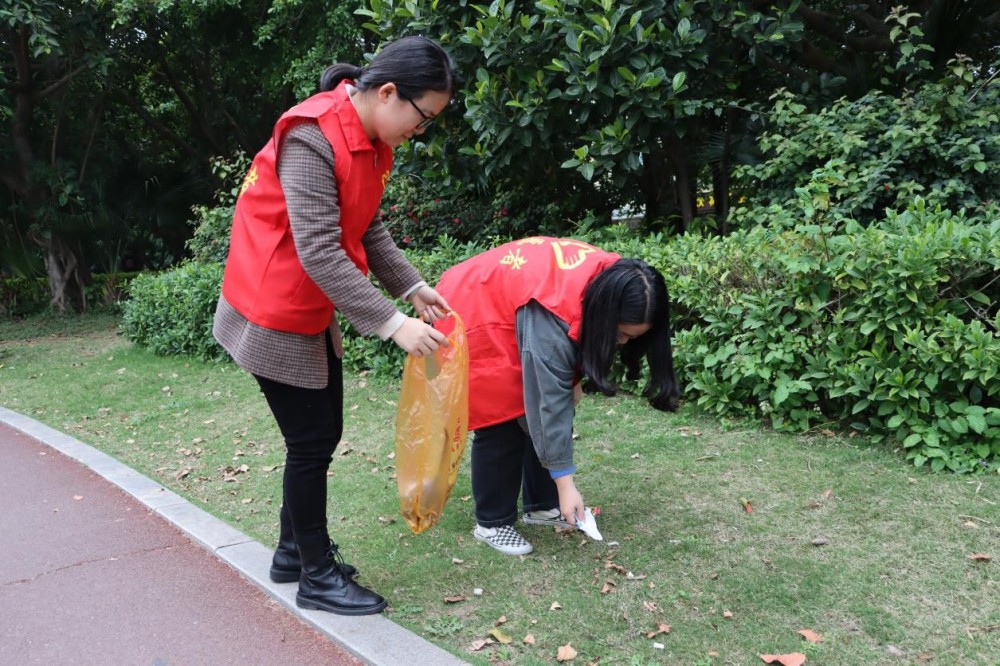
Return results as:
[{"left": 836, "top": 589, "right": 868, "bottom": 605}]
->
[{"left": 1, "top": 313, "right": 997, "bottom": 665}]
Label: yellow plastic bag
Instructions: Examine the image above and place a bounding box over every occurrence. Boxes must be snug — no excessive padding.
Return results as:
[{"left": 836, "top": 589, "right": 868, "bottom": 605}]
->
[{"left": 394, "top": 314, "right": 469, "bottom": 534}]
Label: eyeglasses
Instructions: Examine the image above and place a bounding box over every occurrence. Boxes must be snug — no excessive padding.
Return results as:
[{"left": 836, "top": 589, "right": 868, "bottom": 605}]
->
[{"left": 401, "top": 94, "right": 436, "bottom": 131}]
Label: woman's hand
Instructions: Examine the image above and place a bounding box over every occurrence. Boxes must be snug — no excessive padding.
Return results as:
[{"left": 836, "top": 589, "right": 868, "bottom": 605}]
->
[
  {"left": 390, "top": 317, "right": 448, "bottom": 357},
  {"left": 410, "top": 285, "right": 451, "bottom": 322},
  {"left": 554, "top": 475, "right": 585, "bottom": 525}
]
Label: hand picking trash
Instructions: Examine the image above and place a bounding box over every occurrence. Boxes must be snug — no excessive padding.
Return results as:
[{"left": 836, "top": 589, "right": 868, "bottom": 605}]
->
[
  {"left": 575, "top": 507, "right": 603, "bottom": 541},
  {"left": 433, "top": 237, "right": 679, "bottom": 555}
]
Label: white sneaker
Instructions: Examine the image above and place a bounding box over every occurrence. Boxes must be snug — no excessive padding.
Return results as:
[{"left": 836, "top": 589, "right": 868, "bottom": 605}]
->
[
  {"left": 474, "top": 524, "right": 533, "bottom": 555},
  {"left": 523, "top": 508, "right": 571, "bottom": 528}
]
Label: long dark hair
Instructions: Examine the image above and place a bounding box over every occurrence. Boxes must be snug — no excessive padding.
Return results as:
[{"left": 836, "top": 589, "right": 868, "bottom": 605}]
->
[
  {"left": 319, "top": 35, "right": 456, "bottom": 99},
  {"left": 579, "top": 259, "right": 680, "bottom": 411}
]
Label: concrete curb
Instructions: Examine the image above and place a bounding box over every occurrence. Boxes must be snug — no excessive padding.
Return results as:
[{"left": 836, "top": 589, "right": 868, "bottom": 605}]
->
[{"left": 0, "top": 406, "right": 468, "bottom": 666}]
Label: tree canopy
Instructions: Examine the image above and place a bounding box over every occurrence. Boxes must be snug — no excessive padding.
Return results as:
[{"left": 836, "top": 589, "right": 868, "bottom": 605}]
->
[{"left": 2, "top": 0, "right": 998, "bottom": 309}]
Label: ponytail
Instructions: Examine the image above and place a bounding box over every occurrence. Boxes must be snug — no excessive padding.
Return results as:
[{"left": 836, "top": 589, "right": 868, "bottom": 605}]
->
[
  {"left": 317, "top": 36, "right": 456, "bottom": 98},
  {"left": 319, "top": 64, "right": 365, "bottom": 92}
]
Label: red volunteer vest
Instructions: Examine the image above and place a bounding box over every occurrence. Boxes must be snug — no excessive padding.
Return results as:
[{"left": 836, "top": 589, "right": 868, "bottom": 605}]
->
[
  {"left": 221, "top": 81, "right": 393, "bottom": 334},
  {"left": 435, "top": 237, "right": 621, "bottom": 429}
]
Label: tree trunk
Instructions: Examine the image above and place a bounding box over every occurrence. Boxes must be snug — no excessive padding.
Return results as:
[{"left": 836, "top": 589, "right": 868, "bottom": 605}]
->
[
  {"left": 43, "top": 236, "right": 88, "bottom": 313},
  {"left": 664, "top": 135, "right": 693, "bottom": 234},
  {"left": 641, "top": 142, "right": 670, "bottom": 226}
]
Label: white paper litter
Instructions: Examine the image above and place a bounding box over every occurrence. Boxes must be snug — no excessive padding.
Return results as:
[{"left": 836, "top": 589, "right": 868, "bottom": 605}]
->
[{"left": 576, "top": 507, "right": 603, "bottom": 541}]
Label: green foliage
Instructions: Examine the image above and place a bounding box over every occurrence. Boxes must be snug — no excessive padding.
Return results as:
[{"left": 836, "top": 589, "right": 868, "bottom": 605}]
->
[
  {"left": 732, "top": 57, "right": 1000, "bottom": 229},
  {"left": 379, "top": 175, "right": 565, "bottom": 249},
  {"left": 594, "top": 199, "right": 1000, "bottom": 474},
  {"left": 0, "top": 277, "right": 52, "bottom": 318},
  {"left": 186, "top": 204, "right": 236, "bottom": 265},
  {"left": 1, "top": 273, "right": 138, "bottom": 318},
  {"left": 360, "top": 0, "right": 804, "bottom": 227},
  {"left": 120, "top": 262, "right": 226, "bottom": 361},
  {"left": 185, "top": 153, "right": 250, "bottom": 264}
]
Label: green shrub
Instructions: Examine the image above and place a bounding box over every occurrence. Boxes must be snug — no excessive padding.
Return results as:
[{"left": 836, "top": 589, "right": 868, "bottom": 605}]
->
[
  {"left": 1, "top": 272, "right": 138, "bottom": 318},
  {"left": 379, "top": 175, "right": 565, "bottom": 251},
  {"left": 596, "top": 199, "right": 999, "bottom": 473},
  {"left": 0, "top": 276, "right": 51, "bottom": 317},
  {"left": 732, "top": 57, "right": 1000, "bottom": 230},
  {"left": 120, "top": 262, "right": 226, "bottom": 361},
  {"left": 185, "top": 203, "right": 235, "bottom": 265}
]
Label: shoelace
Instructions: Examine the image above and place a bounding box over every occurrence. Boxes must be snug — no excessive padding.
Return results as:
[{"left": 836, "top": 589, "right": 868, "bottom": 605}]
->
[{"left": 326, "top": 542, "right": 349, "bottom": 571}]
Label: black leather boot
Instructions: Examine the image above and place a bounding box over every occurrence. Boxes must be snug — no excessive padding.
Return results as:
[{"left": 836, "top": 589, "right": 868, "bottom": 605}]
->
[
  {"left": 269, "top": 505, "right": 357, "bottom": 582},
  {"left": 296, "top": 539, "right": 387, "bottom": 615}
]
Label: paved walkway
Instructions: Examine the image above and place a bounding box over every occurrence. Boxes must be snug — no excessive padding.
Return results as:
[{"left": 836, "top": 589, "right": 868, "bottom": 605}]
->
[{"left": 0, "top": 407, "right": 467, "bottom": 666}]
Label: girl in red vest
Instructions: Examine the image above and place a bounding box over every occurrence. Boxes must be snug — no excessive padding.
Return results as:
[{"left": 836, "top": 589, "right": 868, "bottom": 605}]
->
[
  {"left": 213, "top": 36, "right": 455, "bottom": 615},
  {"left": 435, "top": 237, "right": 680, "bottom": 555}
]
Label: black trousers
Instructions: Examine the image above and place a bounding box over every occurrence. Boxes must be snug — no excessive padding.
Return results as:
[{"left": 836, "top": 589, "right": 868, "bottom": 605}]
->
[
  {"left": 254, "top": 333, "right": 342, "bottom": 546},
  {"left": 471, "top": 419, "right": 559, "bottom": 528}
]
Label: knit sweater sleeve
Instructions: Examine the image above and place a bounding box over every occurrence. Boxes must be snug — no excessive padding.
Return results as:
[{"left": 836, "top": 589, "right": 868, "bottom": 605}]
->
[{"left": 277, "top": 121, "right": 400, "bottom": 336}]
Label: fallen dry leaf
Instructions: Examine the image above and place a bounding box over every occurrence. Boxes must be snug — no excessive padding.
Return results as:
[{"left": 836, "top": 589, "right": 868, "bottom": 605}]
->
[
  {"left": 495, "top": 615, "right": 507, "bottom": 625},
  {"left": 967, "top": 553, "right": 991, "bottom": 562},
  {"left": 600, "top": 581, "right": 616, "bottom": 594},
  {"left": 723, "top": 610, "right": 734, "bottom": 619},
  {"left": 469, "top": 638, "right": 492, "bottom": 651},
  {"left": 740, "top": 497, "right": 753, "bottom": 513},
  {"left": 489, "top": 628, "right": 513, "bottom": 644},
  {"left": 643, "top": 601, "right": 659, "bottom": 612},
  {"left": 73, "top": 495, "right": 84, "bottom": 501},
  {"left": 797, "top": 629, "right": 823, "bottom": 643},
  {"left": 646, "top": 623, "right": 671, "bottom": 638},
  {"left": 556, "top": 644, "right": 578, "bottom": 662},
  {"left": 523, "top": 634, "right": 536, "bottom": 645},
  {"left": 821, "top": 489, "right": 834, "bottom": 498},
  {"left": 550, "top": 601, "right": 563, "bottom": 611},
  {"left": 759, "top": 653, "right": 806, "bottom": 666},
  {"left": 444, "top": 595, "right": 466, "bottom": 603}
]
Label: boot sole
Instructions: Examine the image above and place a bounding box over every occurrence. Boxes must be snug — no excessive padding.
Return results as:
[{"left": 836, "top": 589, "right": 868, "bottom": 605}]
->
[{"left": 296, "top": 593, "right": 387, "bottom": 616}]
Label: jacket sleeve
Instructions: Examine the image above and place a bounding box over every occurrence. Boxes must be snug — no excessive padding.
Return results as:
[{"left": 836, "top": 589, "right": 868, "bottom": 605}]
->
[
  {"left": 516, "top": 300, "right": 579, "bottom": 473},
  {"left": 361, "top": 220, "right": 423, "bottom": 299},
  {"left": 277, "top": 122, "right": 400, "bottom": 336}
]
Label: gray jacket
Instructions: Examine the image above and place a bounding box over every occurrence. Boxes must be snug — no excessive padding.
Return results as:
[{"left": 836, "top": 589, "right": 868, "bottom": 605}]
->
[{"left": 517, "top": 301, "right": 580, "bottom": 473}]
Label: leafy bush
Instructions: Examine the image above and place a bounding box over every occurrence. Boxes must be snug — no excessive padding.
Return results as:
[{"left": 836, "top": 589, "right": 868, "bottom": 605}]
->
[
  {"left": 186, "top": 203, "right": 235, "bottom": 265},
  {"left": 595, "top": 199, "right": 999, "bottom": 473},
  {"left": 120, "top": 262, "right": 226, "bottom": 361},
  {"left": 184, "top": 153, "right": 251, "bottom": 265},
  {"left": 732, "top": 57, "right": 1000, "bottom": 230},
  {"left": 379, "top": 175, "right": 566, "bottom": 251},
  {"left": 1, "top": 272, "right": 138, "bottom": 318},
  {"left": 0, "top": 277, "right": 52, "bottom": 317}
]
